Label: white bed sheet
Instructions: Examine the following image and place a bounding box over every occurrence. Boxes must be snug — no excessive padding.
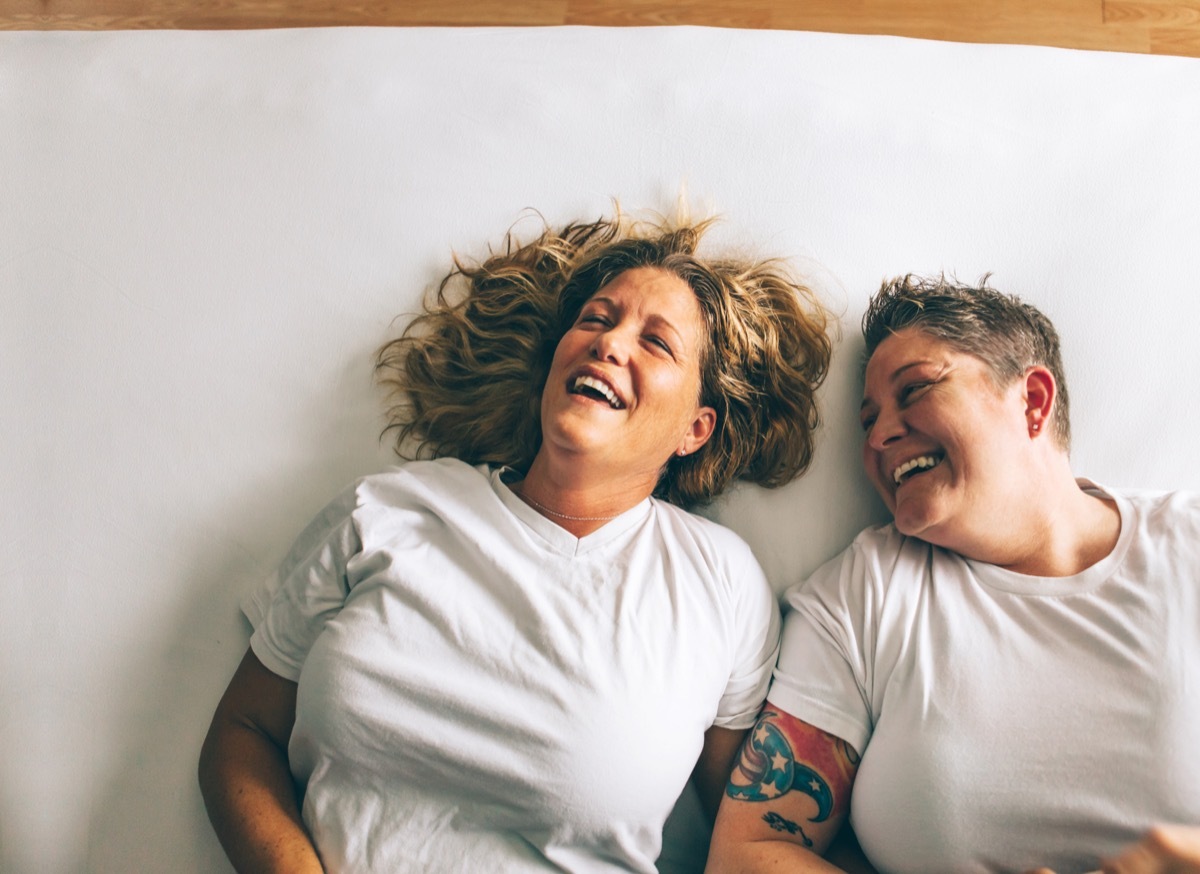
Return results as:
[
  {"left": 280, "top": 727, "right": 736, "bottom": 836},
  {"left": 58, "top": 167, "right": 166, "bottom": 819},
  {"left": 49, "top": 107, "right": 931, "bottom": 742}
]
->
[{"left": 2, "top": 26, "right": 1199, "bottom": 873}]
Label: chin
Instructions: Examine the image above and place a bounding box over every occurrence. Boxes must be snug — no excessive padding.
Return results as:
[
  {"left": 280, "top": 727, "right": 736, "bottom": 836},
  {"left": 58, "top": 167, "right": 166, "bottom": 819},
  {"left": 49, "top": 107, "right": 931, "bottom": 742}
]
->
[{"left": 892, "top": 503, "right": 941, "bottom": 543}]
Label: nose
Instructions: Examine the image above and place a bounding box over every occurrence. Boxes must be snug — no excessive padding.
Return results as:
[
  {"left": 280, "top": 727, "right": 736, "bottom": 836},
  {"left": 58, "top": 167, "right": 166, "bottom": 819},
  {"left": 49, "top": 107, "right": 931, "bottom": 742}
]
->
[
  {"left": 866, "top": 403, "right": 906, "bottom": 452},
  {"left": 591, "top": 326, "right": 632, "bottom": 364}
]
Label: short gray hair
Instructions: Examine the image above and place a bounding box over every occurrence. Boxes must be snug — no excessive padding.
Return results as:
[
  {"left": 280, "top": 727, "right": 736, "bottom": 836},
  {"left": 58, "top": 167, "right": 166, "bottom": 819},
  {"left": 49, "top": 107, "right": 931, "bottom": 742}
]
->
[{"left": 863, "top": 274, "right": 1070, "bottom": 450}]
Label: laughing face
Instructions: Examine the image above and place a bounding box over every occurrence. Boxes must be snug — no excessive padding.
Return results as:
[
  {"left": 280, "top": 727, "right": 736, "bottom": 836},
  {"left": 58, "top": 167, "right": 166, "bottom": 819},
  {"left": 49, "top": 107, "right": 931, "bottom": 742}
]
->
[
  {"left": 859, "top": 328, "right": 1032, "bottom": 552},
  {"left": 538, "top": 267, "right": 716, "bottom": 485}
]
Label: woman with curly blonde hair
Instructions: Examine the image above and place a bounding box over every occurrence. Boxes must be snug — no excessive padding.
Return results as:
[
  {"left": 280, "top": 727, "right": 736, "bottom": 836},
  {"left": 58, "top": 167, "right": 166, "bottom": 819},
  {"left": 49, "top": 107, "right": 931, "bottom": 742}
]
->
[{"left": 199, "top": 209, "right": 832, "bottom": 874}]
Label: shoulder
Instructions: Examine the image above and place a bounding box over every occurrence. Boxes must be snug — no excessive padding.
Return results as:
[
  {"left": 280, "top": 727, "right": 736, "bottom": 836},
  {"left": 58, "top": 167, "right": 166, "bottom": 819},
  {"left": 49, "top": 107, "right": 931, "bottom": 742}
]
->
[
  {"left": 787, "top": 522, "right": 932, "bottom": 604},
  {"left": 650, "top": 501, "right": 776, "bottom": 614},
  {"left": 1130, "top": 490, "right": 1200, "bottom": 552},
  {"left": 357, "top": 456, "right": 488, "bottom": 495},
  {"left": 1127, "top": 489, "right": 1200, "bottom": 529},
  {"left": 651, "top": 500, "right": 761, "bottom": 570},
  {"left": 845, "top": 522, "right": 911, "bottom": 561},
  {"left": 353, "top": 458, "right": 492, "bottom": 510},
  {"left": 1082, "top": 479, "right": 1200, "bottom": 540},
  {"left": 1118, "top": 487, "right": 1200, "bottom": 518},
  {"left": 348, "top": 458, "right": 500, "bottom": 545}
]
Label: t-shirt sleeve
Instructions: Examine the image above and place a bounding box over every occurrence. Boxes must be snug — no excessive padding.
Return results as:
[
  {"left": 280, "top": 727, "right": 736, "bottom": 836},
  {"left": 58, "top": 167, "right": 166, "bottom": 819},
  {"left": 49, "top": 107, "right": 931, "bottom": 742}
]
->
[
  {"left": 248, "top": 483, "right": 364, "bottom": 682},
  {"left": 713, "top": 549, "right": 782, "bottom": 730},
  {"left": 768, "top": 540, "right": 877, "bottom": 756}
]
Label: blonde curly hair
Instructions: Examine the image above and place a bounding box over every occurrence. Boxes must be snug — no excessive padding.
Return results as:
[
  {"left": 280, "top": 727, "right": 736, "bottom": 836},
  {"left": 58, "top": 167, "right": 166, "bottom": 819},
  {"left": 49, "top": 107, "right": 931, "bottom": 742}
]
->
[{"left": 376, "top": 211, "right": 832, "bottom": 509}]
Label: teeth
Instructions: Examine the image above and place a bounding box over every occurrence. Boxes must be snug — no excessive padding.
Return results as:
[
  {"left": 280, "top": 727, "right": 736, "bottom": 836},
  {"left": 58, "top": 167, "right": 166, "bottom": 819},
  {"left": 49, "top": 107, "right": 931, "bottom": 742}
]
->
[
  {"left": 573, "top": 375, "right": 622, "bottom": 409},
  {"left": 893, "top": 455, "right": 940, "bottom": 485}
]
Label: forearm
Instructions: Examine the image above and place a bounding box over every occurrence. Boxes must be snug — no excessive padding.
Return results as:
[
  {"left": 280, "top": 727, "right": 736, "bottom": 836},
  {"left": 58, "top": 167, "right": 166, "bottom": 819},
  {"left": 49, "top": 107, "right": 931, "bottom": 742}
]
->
[
  {"left": 1098, "top": 824, "right": 1200, "bottom": 873},
  {"left": 198, "top": 718, "right": 323, "bottom": 874},
  {"left": 705, "top": 839, "right": 850, "bottom": 873}
]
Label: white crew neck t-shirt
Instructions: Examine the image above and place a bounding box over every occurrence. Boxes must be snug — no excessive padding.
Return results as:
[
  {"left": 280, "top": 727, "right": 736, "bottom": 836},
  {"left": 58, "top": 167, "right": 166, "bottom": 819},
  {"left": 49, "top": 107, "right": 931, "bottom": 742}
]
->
[
  {"left": 771, "top": 482, "right": 1200, "bottom": 874},
  {"left": 247, "top": 458, "right": 780, "bottom": 873}
]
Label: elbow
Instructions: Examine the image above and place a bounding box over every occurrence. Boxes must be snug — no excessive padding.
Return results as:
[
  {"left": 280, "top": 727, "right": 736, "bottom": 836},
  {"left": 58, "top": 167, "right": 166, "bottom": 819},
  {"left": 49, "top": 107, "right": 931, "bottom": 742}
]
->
[
  {"left": 197, "top": 715, "right": 228, "bottom": 808},
  {"left": 197, "top": 724, "right": 217, "bottom": 802},
  {"left": 704, "top": 840, "right": 751, "bottom": 874}
]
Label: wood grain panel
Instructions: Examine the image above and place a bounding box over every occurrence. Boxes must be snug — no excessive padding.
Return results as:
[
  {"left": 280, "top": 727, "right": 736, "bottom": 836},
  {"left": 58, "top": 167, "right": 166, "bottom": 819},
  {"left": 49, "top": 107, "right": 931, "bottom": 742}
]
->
[
  {"left": 3, "top": 0, "right": 1200, "bottom": 58},
  {"left": 8, "top": 0, "right": 567, "bottom": 29},
  {"left": 1150, "top": 24, "right": 1200, "bottom": 50},
  {"left": 565, "top": 0, "right": 774, "bottom": 29},
  {"left": 1105, "top": 0, "right": 1200, "bottom": 25}
]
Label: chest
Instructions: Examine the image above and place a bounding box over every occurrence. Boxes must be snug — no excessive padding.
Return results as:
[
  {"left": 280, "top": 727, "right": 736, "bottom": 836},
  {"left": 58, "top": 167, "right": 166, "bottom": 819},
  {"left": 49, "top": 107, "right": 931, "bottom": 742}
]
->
[
  {"left": 290, "top": 534, "right": 734, "bottom": 829},
  {"left": 854, "top": 578, "right": 1200, "bottom": 873}
]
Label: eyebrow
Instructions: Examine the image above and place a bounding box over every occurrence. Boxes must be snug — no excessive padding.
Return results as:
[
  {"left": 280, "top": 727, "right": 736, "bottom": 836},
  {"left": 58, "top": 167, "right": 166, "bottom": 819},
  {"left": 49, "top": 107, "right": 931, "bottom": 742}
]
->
[{"left": 890, "top": 360, "right": 934, "bottom": 380}]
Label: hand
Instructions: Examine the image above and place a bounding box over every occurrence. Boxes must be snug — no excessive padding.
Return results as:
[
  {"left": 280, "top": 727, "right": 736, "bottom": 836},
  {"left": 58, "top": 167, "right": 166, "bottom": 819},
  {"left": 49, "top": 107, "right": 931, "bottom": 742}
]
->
[{"left": 1098, "top": 826, "right": 1200, "bottom": 874}]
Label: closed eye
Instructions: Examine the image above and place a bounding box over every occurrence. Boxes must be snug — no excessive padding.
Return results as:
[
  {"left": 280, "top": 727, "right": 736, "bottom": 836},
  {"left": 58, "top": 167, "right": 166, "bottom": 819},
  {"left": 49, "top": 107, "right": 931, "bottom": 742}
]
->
[
  {"left": 646, "top": 335, "right": 673, "bottom": 356},
  {"left": 900, "top": 381, "right": 932, "bottom": 404}
]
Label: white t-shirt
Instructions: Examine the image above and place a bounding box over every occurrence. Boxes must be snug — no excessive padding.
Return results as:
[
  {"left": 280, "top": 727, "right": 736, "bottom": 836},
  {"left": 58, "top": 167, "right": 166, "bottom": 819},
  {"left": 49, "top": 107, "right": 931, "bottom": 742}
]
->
[
  {"left": 771, "top": 482, "right": 1200, "bottom": 874},
  {"left": 247, "top": 458, "right": 779, "bottom": 874}
]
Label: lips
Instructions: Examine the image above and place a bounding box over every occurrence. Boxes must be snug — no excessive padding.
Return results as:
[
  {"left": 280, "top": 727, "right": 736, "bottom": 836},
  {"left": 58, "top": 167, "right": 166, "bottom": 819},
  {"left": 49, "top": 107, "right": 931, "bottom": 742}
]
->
[{"left": 570, "top": 373, "right": 625, "bottom": 409}]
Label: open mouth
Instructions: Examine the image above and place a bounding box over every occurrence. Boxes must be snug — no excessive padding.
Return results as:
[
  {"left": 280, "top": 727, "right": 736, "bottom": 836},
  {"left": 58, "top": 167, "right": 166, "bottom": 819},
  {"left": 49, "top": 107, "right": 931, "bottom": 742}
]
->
[
  {"left": 892, "top": 454, "right": 943, "bottom": 486},
  {"left": 570, "top": 375, "right": 624, "bottom": 409}
]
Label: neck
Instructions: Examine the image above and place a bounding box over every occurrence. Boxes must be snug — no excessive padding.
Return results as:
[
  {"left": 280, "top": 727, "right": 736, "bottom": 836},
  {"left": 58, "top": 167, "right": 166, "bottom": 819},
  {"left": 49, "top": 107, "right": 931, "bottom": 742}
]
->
[
  {"left": 985, "top": 460, "right": 1120, "bottom": 577},
  {"left": 515, "top": 453, "right": 656, "bottom": 536}
]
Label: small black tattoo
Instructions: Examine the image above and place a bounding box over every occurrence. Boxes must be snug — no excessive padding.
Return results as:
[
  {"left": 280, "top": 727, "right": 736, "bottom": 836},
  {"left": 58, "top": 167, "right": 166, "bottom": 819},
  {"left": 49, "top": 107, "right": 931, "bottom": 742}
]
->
[{"left": 762, "top": 811, "right": 812, "bottom": 847}]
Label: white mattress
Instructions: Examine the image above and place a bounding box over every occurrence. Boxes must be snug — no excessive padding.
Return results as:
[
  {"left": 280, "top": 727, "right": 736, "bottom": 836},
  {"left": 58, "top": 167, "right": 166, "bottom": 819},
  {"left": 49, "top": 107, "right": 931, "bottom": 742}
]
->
[{"left": 2, "top": 26, "right": 1198, "bottom": 873}]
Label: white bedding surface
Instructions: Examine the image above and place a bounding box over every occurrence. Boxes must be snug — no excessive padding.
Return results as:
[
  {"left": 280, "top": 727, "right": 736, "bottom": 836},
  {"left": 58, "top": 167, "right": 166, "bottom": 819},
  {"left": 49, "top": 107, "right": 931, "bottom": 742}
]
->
[{"left": 2, "top": 26, "right": 1199, "bottom": 873}]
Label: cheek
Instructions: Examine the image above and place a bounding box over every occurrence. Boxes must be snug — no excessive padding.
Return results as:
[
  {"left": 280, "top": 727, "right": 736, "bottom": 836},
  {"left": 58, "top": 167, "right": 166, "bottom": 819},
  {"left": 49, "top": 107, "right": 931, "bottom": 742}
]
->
[
  {"left": 547, "top": 347, "right": 568, "bottom": 377},
  {"left": 861, "top": 444, "right": 881, "bottom": 484},
  {"left": 551, "top": 329, "right": 585, "bottom": 363},
  {"left": 542, "top": 338, "right": 578, "bottom": 407},
  {"left": 861, "top": 450, "right": 895, "bottom": 506},
  {"left": 546, "top": 331, "right": 591, "bottom": 382},
  {"left": 664, "top": 372, "right": 705, "bottom": 425}
]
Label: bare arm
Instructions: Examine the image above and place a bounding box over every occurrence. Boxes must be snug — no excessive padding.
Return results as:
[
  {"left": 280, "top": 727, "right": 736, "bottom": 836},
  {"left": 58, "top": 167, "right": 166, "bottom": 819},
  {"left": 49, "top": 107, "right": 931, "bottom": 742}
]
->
[
  {"left": 693, "top": 726, "right": 750, "bottom": 824},
  {"left": 198, "top": 647, "right": 324, "bottom": 874},
  {"left": 705, "top": 702, "right": 860, "bottom": 873},
  {"left": 1024, "top": 825, "right": 1200, "bottom": 874},
  {"left": 1098, "top": 826, "right": 1200, "bottom": 874}
]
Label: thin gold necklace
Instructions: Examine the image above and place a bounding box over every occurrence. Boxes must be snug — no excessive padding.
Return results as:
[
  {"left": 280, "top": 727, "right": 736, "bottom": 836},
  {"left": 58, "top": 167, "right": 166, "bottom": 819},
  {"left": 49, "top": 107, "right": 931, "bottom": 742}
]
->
[{"left": 518, "top": 490, "right": 624, "bottom": 522}]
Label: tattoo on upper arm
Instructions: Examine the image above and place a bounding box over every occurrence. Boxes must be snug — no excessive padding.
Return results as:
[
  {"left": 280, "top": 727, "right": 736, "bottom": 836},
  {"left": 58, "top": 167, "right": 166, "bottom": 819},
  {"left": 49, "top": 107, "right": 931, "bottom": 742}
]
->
[
  {"left": 725, "top": 715, "right": 833, "bottom": 818},
  {"left": 724, "top": 708, "right": 859, "bottom": 845}
]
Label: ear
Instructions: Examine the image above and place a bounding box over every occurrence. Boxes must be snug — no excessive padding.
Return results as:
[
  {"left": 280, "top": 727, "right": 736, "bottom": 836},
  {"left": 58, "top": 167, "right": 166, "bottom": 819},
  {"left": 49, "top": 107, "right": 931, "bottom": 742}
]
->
[
  {"left": 677, "top": 406, "right": 717, "bottom": 457},
  {"left": 1022, "top": 366, "right": 1055, "bottom": 438}
]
